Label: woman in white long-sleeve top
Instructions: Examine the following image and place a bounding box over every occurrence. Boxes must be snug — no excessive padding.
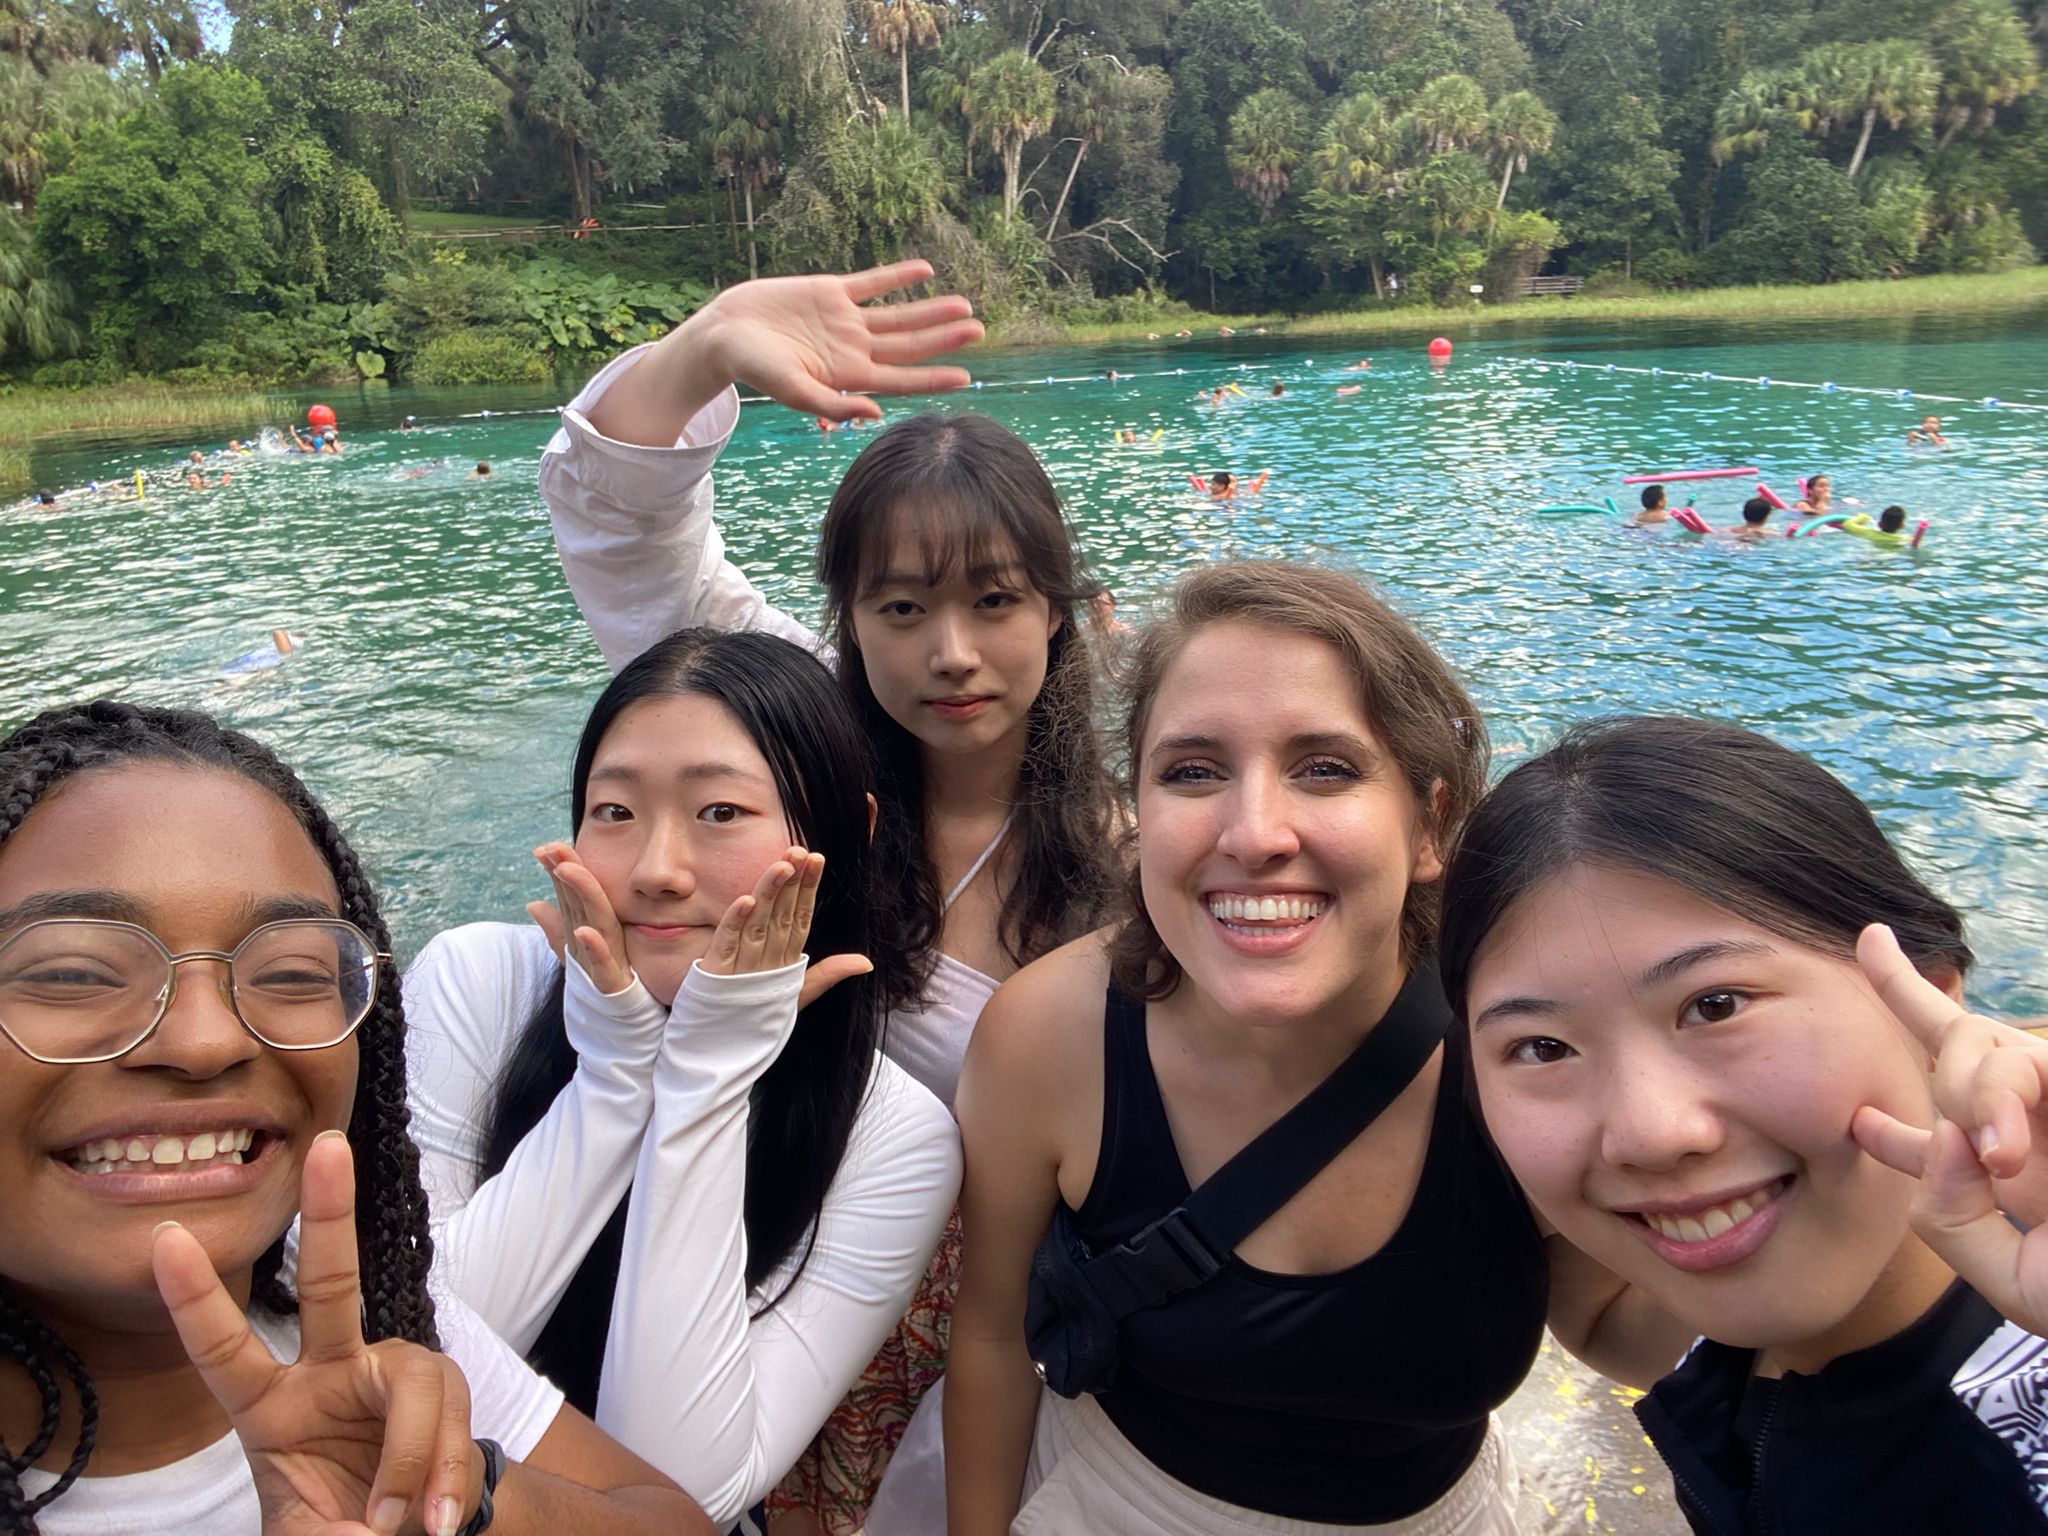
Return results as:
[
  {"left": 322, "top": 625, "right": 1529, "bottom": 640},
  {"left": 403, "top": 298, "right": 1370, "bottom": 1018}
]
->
[
  {"left": 537, "top": 262, "right": 1123, "bottom": 1533},
  {"left": 402, "top": 628, "right": 961, "bottom": 1533}
]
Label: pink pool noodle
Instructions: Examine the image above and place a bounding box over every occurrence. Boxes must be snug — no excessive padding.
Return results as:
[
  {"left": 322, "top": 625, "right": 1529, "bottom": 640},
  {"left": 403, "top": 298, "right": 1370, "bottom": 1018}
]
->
[
  {"left": 1622, "top": 467, "right": 1762, "bottom": 484},
  {"left": 1756, "top": 483, "right": 1789, "bottom": 510}
]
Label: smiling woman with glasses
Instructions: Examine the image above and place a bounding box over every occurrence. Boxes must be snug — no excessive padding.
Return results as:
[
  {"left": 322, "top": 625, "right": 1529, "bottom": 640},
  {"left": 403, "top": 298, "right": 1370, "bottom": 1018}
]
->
[{"left": 0, "top": 699, "right": 712, "bottom": 1536}]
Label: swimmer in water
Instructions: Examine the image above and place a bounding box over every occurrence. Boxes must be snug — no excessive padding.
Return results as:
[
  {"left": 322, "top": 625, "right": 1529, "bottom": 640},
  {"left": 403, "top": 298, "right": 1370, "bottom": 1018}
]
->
[
  {"left": 1731, "top": 496, "right": 1776, "bottom": 542},
  {"left": 1117, "top": 429, "right": 1139, "bottom": 444},
  {"left": 1345, "top": 359, "right": 1372, "bottom": 371},
  {"left": 466, "top": 460, "right": 493, "bottom": 480},
  {"left": 1269, "top": 381, "right": 1285, "bottom": 397},
  {"left": 1905, "top": 415, "right": 1948, "bottom": 448},
  {"left": 1088, "top": 590, "right": 1129, "bottom": 637},
  {"left": 401, "top": 415, "right": 420, "bottom": 431},
  {"left": 1334, "top": 384, "right": 1362, "bottom": 396},
  {"left": 1205, "top": 470, "right": 1269, "bottom": 500},
  {"left": 1630, "top": 485, "right": 1672, "bottom": 527},
  {"left": 1794, "top": 474, "right": 1834, "bottom": 516},
  {"left": 32, "top": 489, "right": 59, "bottom": 509}
]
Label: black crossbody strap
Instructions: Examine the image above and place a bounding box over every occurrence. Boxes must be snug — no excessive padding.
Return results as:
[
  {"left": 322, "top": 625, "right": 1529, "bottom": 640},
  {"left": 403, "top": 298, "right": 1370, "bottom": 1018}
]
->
[{"left": 1082, "top": 964, "right": 1452, "bottom": 1320}]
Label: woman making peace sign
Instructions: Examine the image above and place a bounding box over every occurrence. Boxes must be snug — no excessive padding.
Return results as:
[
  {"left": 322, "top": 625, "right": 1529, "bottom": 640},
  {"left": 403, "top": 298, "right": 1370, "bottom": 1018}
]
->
[{"left": 0, "top": 700, "right": 707, "bottom": 1536}]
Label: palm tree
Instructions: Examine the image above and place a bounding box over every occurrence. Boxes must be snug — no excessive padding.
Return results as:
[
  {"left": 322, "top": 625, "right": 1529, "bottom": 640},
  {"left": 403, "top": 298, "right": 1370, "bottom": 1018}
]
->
[
  {"left": 966, "top": 49, "right": 1056, "bottom": 223},
  {"left": 1932, "top": 0, "right": 2040, "bottom": 148},
  {"left": 862, "top": 0, "right": 946, "bottom": 123},
  {"left": 1045, "top": 62, "right": 1116, "bottom": 238},
  {"left": 1307, "top": 90, "right": 1400, "bottom": 293},
  {"left": 1226, "top": 87, "right": 1309, "bottom": 221},
  {"left": 1712, "top": 70, "right": 1792, "bottom": 162},
  {"left": 1404, "top": 73, "right": 1488, "bottom": 156},
  {"left": 1844, "top": 40, "right": 1940, "bottom": 176},
  {"left": 859, "top": 117, "right": 946, "bottom": 253},
  {"left": 1484, "top": 89, "right": 1557, "bottom": 209},
  {"left": 1316, "top": 89, "right": 1398, "bottom": 195},
  {"left": 703, "top": 82, "right": 782, "bottom": 279},
  {"left": 0, "top": 209, "right": 82, "bottom": 363}
]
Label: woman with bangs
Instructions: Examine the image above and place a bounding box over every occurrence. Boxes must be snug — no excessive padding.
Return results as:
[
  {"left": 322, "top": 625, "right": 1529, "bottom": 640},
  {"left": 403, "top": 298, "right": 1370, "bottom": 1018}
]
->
[
  {"left": 402, "top": 631, "right": 960, "bottom": 1535},
  {"left": 534, "top": 262, "right": 1121, "bottom": 1532}
]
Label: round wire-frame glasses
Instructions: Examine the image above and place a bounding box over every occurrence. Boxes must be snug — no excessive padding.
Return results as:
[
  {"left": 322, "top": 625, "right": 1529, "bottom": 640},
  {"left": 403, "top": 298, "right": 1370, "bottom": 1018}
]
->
[{"left": 0, "top": 917, "right": 389, "bottom": 1065}]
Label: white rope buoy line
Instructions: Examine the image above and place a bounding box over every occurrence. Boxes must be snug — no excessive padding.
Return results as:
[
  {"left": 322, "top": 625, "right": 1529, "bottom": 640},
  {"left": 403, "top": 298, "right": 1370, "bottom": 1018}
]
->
[{"left": 1518, "top": 357, "right": 2048, "bottom": 414}]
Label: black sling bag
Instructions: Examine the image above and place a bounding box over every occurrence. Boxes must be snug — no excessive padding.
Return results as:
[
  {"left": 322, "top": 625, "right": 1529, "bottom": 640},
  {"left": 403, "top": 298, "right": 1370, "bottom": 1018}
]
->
[{"left": 1024, "top": 963, "right": 1453, "bottom": 1399}]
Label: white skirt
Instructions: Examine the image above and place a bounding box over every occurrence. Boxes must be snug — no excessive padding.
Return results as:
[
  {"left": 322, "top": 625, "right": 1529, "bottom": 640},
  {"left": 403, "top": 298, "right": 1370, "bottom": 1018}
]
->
[{"left": 1013, "top": 1390, "right": 1522, "bottom": 1536}]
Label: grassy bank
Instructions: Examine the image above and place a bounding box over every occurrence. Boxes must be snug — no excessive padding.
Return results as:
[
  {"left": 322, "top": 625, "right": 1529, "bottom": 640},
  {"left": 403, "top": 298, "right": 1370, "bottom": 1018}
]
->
[
  {"left": 0, "top": 383, "right": 303, "bottom": 486},
  {"left": 1029, "top": 267, "right": 2048, "bottom": 346}
]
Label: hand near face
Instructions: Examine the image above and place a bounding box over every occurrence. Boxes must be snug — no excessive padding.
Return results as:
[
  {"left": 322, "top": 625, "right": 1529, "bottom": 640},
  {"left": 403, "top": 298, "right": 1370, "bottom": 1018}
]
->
[
  {"left": 698, "top": 847, "right": 872, "bottom": 1007},
  {"left": 152, "top": 1133, "right": 483, "bottom": 1536},
  {"left": 1851, "top": 923, "right": 2048, "bottom": 1335},
  {"left": 679, "top": 260, "right": 981, "bottom": 423},
  {"left": 527, "top": 842, "right": 633, "bottom": 994}
]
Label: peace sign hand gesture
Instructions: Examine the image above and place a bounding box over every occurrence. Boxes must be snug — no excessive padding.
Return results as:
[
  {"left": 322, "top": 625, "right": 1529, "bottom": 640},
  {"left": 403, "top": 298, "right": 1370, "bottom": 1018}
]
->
[
  {"left": 152, "top": 1132, "right": 483, "bottom": 1536},
  {"left": 697, "top": 847, "right": 872, "bottom": 1008},
  {"left": 1851, "top": 923, "right": 2048, "bottom": 1336}
]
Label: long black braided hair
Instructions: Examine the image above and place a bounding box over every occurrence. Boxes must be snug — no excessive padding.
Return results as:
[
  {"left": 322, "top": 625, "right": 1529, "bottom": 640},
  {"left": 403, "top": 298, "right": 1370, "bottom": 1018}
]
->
[{"left": 0, "top": 700, "right": 439, "bottom": 1533}]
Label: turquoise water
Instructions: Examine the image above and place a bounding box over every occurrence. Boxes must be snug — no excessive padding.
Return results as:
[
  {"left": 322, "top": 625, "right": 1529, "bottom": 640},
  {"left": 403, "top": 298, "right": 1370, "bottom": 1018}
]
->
[{"left": 5, "top": 311, "right": 2046, "bottom": 1011}]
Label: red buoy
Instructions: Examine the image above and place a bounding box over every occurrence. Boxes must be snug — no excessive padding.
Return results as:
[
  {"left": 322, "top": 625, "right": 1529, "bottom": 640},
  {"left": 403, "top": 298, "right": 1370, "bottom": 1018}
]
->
[
  {"left": 1427, "top": 337, "right": 1453, "bottom": 359},
  {"left": 307, "top": 403, "right": 337, "bottom": 429}
]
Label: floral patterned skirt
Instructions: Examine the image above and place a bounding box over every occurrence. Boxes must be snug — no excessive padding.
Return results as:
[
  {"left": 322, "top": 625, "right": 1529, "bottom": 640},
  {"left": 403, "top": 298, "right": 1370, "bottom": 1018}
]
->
[{"left": 765, "top": 1207, "right": 964, "bottom": 1534}]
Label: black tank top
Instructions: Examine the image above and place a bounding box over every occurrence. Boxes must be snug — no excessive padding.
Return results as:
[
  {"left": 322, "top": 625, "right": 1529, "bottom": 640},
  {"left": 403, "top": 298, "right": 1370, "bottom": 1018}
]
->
[{"left": 1070, "top": 980, "right": 1549, "bottom": 1524}]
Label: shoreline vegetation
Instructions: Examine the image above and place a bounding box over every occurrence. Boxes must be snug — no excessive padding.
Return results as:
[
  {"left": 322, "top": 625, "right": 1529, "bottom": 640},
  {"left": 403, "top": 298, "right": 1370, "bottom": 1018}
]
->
[
  {"left": 1021, "top": 266, "right": 2048, "bottom": 346},
  {"left": 7, "top": 267, "right": 2044, "bottom": 488}
]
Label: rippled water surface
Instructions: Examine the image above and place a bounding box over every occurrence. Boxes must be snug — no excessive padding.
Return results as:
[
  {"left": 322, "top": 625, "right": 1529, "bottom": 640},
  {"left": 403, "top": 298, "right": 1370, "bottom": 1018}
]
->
[{"left": 6, "top": 312, "right": 2047, "bottom": 1012}]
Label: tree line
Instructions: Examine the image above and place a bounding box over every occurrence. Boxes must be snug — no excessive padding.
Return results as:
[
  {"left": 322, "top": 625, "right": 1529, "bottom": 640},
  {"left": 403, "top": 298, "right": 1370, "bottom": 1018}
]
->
[{"left": 2, "top": 0, "right": 2042, "bottom": 383}]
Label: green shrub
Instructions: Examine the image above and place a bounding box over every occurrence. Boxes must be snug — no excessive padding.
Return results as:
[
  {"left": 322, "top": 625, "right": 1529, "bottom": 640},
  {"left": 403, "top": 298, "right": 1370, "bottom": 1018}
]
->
[
  {"left": 406, "top": 328, "right": 548, "bottom": 385},
  {"left": 1629, "top": 247, "right": 1694, "bottom": 290}
]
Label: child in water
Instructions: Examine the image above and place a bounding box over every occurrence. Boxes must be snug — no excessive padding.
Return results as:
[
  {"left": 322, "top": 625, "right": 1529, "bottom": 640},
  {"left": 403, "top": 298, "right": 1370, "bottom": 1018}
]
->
[
  {"left": 1631, "top": 485, "right": 1671, "bottom": 527},
  {"left": 1906, "top": 416, "right": 1949, "bottom": 448},
  {"left": 1794, "top": 475, "right": 1833, "bottom": 516},
  {"left": 1441, "top": 716, "right": 2048, "bottom": 1536}
]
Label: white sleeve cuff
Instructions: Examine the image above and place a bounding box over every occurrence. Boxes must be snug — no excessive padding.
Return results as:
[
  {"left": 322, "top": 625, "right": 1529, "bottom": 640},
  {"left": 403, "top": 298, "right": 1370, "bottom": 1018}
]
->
[{"left": 547, "top": 344, "right": 740, "bottom": 509}]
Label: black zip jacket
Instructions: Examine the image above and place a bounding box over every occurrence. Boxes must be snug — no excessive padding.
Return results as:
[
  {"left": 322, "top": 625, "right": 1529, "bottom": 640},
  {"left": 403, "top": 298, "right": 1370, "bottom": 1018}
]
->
[{"left": 1636, "top": 1280, "right": 2048, "bottom": 1535}]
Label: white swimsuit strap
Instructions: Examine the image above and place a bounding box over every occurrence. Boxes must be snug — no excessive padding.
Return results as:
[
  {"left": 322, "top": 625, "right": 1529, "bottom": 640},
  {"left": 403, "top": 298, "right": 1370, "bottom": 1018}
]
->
[{"left": 942, "top": 816, "right": 1014, "bottom": 912}]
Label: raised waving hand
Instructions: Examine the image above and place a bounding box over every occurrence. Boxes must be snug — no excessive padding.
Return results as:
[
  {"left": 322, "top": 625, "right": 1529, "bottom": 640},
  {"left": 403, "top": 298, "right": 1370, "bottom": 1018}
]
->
[
  {"left": 698, "top": 846, "right": 872, "bottom": 1008},
  {"left": 1852, "top": 923, "right": 2048, "bottom": 1335},
  {"left": 152, "top": 1132, "right": 483, "bottom": 1536},
  {"left": 590, "top": 260, "right": 983, "bottom": 446}
]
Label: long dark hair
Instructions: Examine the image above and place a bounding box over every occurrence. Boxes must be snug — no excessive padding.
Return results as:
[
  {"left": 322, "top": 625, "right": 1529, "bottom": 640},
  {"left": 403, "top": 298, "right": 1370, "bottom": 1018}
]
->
[
  {"left": 1438, "top": 716, "right": 1974, "bottom": 1021},
  {"left": 816, "top": 412, "right": 1121, "bottom": 1004},
  {"left": 478, "top": 629, "right": 884, "bottom": 1413},
  {"left": 0, "top": 700, "right": 437, "bottom": 1535},
  {"left": 1108, "top": 561, "right": 1488, "bottom": 999}
]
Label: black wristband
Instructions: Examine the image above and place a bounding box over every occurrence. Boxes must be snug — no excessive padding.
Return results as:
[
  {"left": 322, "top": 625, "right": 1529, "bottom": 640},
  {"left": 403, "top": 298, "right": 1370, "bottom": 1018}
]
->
[{"left": 454, "top": 1438, "right": 505, "bottom": 1536}]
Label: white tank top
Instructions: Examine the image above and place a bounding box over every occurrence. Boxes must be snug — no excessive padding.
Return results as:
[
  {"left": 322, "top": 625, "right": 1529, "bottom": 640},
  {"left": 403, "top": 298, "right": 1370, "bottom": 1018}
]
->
[{"left": 882, "top": 821, "right": 1007, "bottom": 1111}]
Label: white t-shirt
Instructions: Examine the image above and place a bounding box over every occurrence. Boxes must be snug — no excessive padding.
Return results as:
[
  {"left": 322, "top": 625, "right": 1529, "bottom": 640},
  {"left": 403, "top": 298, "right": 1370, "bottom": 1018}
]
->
[{"left": 24, "top": 1287, "right": 562, "bottom": 1536}]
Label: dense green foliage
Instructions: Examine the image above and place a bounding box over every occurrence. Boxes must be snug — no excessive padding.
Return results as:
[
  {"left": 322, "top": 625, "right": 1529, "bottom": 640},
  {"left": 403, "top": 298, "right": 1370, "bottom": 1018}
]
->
[{"left": 3, "top": 0, "right": 2042, "bottom": 381}]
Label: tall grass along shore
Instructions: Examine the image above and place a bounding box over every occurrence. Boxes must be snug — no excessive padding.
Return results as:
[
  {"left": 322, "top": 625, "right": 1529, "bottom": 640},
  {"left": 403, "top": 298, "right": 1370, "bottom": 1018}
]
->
[
  {"left": 0, "top": 384, "right": 301, "bottom": 486},
  {"left": 1026, "top": 268, "right": 2048, "bottom": 347}
]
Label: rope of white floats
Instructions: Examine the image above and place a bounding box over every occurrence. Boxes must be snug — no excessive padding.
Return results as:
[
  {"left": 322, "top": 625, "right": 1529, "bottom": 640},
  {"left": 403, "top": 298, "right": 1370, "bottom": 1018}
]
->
[
  {"left": 1519, "top": 356, "right": 2048, "bottom": 414},
  {"left": 455, "top": 352, "right": 2048, "bottom": 414}
]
